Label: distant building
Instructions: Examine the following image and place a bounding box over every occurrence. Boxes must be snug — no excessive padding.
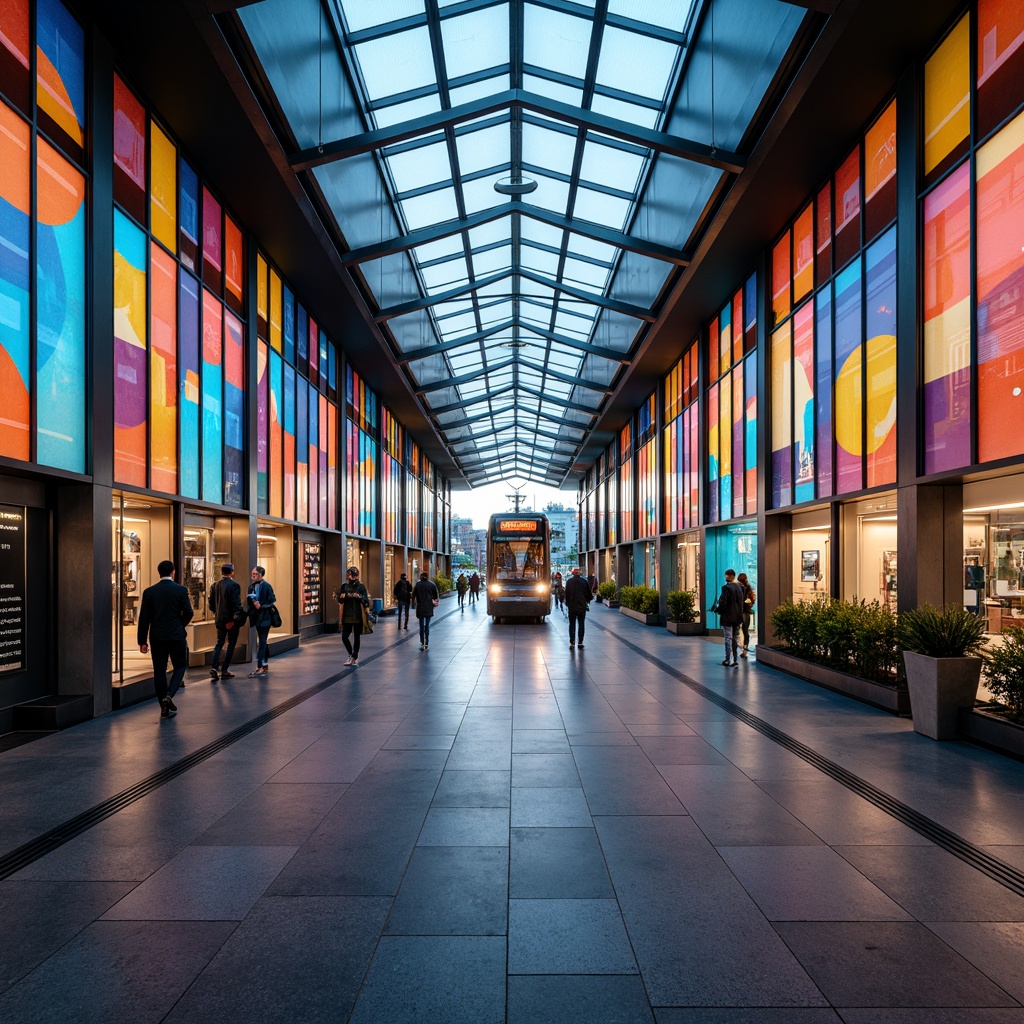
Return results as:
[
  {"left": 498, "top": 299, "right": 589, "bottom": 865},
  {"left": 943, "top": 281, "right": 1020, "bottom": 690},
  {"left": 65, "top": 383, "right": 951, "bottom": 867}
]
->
[{"left": 543, "top": 502, "right": 579, "bottom": 574}]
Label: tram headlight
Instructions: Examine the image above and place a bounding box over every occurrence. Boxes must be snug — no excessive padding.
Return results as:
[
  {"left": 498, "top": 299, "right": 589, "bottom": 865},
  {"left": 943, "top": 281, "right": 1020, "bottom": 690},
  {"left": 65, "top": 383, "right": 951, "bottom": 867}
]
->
[
  {"left": 489, "top": 583, "right": 501, "bottom": 595},
  {"left": 536, "top": 584, "right": 549, "bottom": 595}
]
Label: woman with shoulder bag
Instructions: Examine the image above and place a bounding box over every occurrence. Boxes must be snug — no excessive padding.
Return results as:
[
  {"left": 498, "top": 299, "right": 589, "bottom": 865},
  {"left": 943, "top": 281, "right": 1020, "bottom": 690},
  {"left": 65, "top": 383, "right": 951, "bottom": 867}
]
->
[
  {"left": 247, "top": 565, "right": 277, "bottom": 676},
  {"left": 338, "top": 566, "right": 370, "bottom": 666},
  {"left": 736, "top": 572, "right": 756, "bottom": 659},
  {"left": 412, "top": 571, "right": 440, "bottom": 651}
]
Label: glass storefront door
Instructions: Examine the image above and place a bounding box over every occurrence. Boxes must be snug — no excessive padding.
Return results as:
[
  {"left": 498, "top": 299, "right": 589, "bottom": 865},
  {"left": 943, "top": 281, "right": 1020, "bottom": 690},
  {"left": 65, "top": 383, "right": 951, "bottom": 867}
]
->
[
  {"left": 258, "top": 521, "right": 295, "bottom": 637},
  {"left": 707, "top": 520, "right": 758, "bottom": 627}
]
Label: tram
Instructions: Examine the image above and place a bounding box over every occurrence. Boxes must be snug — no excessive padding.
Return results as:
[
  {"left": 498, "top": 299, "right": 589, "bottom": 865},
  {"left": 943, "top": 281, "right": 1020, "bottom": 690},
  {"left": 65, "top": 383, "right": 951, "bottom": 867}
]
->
[{"left": 485, "top": 513, "right": 552, "bottom": 622}]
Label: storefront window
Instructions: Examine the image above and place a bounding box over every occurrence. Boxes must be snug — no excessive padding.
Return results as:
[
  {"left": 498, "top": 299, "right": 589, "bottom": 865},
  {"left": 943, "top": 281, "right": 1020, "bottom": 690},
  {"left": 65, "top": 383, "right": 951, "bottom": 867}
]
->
[
  {"left": 257, "top": 521, "right": 294, "bottom": 635},
  {"left": 674, "top": 530, "right": 701, "bottom": 611},
  {"left": 964, "top": 475, "right": 1024, "bottom": 634},
  {"left": 791, "top": 508, "right": 831, "bottom": 603},
  {"left": 840, "top": 493, "right": 897, "bottom": 611},
  {"left": 707, "top": 521, "right": 757, "bottom": 623}
]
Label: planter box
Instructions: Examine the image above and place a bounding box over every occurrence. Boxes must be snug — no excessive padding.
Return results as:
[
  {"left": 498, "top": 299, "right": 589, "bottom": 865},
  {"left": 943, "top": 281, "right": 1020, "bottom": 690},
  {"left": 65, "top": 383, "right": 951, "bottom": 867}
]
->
[
  {"left": 958, "top": 705, "right": 1024, "bottom": 759},
  {"left": 619, "top": 607, "right": 662, "bottom": 626},
  {"left": 903, "top": 652, "right": 982, "bottom": 740},
  {"left": 755, "top": 645, "right": 910, "bottom": 715},
  {"left": 666, "top": 620, "right": 705, "bottom": 636}
]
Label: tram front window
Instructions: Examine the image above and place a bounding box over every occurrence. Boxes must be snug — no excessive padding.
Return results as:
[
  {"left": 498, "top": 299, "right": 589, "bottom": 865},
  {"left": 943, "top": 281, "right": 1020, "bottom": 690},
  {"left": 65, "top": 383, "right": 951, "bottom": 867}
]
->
[{"left": 492, "top": 539, "right": 546, "bottom": 581}]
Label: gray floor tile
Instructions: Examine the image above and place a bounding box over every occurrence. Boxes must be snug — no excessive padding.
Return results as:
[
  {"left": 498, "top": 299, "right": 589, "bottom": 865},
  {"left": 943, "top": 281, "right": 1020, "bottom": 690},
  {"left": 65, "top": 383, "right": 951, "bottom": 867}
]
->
[
  {"left": 656, "top": 1012, "right": 843, "bottom": 1023},
  {"left": 164, "top": 896, "right": 389, "bottom": 1023},
  {"left": 508, "top": 975, "right": 654, "bottom": 1023},
  {"left": 386, "top": 846, "right": 508, "bottom": 935},
  {"left": 417, "top": 806, "right": 510, "bottom": 846},
  {"left": 513, "top": 729, "right": 571, "bottom": 753},
  {"left": 349, "top": 936, "right": 506, "bottom": 1024},
  {"left": 837, "top": 1011, "right": 1024, "bottom": 1023},
  {"left": 509, "top": 899, "right": 638, "bottom": 974},
  {"left": 775, "top": 921, "right": 1018, "bottom": 1007},
  {"left": 195, "top": 783, "right": 345, "bottom": 845},
  {"left": 512, "top": 752, "right": 581, "bottom": 787},
  {"left": 432, "top": 769, "right": 511, "bottom": 807},
  {"left": 926, "top": 922, "right": 1024, "bottom": 1003},
  {"left": 511, "top": 786, "right": 591, "bottom": 827},
  {"left": 635, "top": 734, "right": 728, "bottom": 764},
  {"left": 576, "top": 762, "right": 687, "bottom": 815},
  {"left": 510, "top": 828, "right": 614, "bottom": 899}
]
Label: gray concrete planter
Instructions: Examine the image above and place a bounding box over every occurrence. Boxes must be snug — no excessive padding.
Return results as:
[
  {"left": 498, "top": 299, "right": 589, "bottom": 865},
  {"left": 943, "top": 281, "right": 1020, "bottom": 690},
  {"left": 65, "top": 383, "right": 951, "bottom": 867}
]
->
[
  {"left": 903, "top": 652, "right": 983, "bottom": 740},
  {"left": 666, "top": 620, "right": 704, "bottom": 636},
  {"left": 755, "top": 646, "right": 910, "bottom": 715},
  {"left": 619, "top": 607, "right": 661, "bottom": 625},
  {"left": 958, "top": 705, "right": 1024, "bottom": 759}
]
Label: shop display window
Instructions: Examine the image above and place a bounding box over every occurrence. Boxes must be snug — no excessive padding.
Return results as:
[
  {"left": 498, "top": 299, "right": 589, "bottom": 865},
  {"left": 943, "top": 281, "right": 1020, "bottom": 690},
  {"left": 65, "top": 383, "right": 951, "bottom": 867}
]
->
[
  {"left": 790, "top": 508, "right": 831, "bottom": 603},
  {"left": 840, "top": 494, "right": 897, "bottom": 611},
  {"left": 963, "top": 476, "right": 1024, "bottom": 633},
  {"left": 258, "top": 523, "right": 294, "bottom": 634}
]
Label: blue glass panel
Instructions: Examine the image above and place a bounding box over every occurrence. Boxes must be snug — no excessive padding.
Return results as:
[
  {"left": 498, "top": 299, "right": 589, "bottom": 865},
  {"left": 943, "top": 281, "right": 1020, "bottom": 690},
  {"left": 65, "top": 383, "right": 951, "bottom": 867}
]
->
[
  {"left": 179, "top": 159, "right": 199, "bottom": 268},
  {"left": 202, "top": 306, "right": 223, "bottom": 504},
  {"left": 36, "top": 180, "right": 85, "bottom": 471},
  {"left": 319, "top": 328, "right": 328, "bottom": 389},
  {"left": 297, "top": 303, "right": 308, "bottom": 365},
  {"left": 223, "top": 318, "right": 244, "bottom": 509},
  {"left": 815, "top": 288, "right": 833, "bottom": 497},
  {"left": 0, "top": 185, "right": 30, "bottom": 459},
  {"left": 283, "top": 362, "right": 295, "bottom": 434},
  {"left": 180, "top": 273, "right": 200, "bottom": 498},
  {"left": 296, "top": 377, "right": 308, "bottom": 462},
  {"left": 37, "top": 0, "right": 85, "bottom": 132},
  {"left": 283, "top": 285, "right": 295, "bottom": 365},
  {"left": 328, "top": 342, "right": 337, "bottom": 393}
]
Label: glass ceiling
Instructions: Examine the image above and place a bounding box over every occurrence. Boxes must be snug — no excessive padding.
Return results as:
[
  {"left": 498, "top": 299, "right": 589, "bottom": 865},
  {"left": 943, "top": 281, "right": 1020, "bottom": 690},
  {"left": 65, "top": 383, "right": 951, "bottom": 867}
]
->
[{"left": 236, "top": 0, "right": 807, "bottom": 487}]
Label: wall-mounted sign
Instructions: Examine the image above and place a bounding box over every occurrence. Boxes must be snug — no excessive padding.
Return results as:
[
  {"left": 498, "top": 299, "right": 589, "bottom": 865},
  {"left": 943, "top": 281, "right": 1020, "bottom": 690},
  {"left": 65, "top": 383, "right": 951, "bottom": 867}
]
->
[
  {"left": 497, "top": 519, "right": 539, "bottom": 533},
  {"left": 0, "top": 504, "right": 27, "bottom": 674}
]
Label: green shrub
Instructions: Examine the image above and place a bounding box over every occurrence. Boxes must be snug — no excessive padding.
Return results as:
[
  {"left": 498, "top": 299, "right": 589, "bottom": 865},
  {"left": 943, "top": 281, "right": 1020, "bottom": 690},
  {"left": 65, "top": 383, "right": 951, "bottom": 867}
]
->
[
  {"left": 983, "top": 626, "right": 1024, "bottom": 720},
  {"left": 898, "top": 603, "right": 987, "bottom": 658},
  {"left": 620, "top": 585, "right": 659, "bottom": 615},
  {"left": 597, "top": 581, "right": 617, "bottom": 601},
  {"left": 433, "top": 572, "right": 453, "bottom": 595},
  {"left": 666, "top": 589, "right": 698, "bottom": 622}
]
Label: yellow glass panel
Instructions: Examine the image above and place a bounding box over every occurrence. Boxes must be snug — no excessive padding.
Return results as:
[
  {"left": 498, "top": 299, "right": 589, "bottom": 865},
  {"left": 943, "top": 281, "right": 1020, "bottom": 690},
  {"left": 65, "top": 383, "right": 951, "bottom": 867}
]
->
[
  {"left": 257, "top": 251, "right": 268, "bottom": 329},
  {"left": 150, "top": 123, "right": 176, "bottom": 252},
  {"left": 924, "top": 14, "right": 969, "bottom": 176},
  {"left": 270, "top": 268, "right": 282, "bottom": 352}
]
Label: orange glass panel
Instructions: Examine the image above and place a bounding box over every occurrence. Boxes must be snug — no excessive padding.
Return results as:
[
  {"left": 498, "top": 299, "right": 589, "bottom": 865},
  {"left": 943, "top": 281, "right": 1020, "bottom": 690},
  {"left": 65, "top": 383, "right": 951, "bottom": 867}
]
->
[
  {"left": 150, "top": 243, "right": 177, "bottom": 493},
  {"left": 834, "top": 147, "right": 861, "bottom": 268},
  {"left": 0, "top": 0, "right": 30, "bottom": 111},
  {"left": 864, "top": 100, "right": 896, "bottom": 239},
  {"left": 924, "top": 15, "right": 969, "bottom": 182},
  {"left": 269, "top": 267, "right": 282, "bottom": 352},
  {"left": 772, "top": 231, "right": 790, "bottom": 327},
  {"left": 978, "top": 0, "right": 1024, "bottom": 140},
  {"left": 815, "top": 182, "right": 832, "bottom": 288},
  {"left": 708, "top": 318, "right": 720, "bottom": 380},
  {"left": 224, "top": 215, "right": 243, "bottom": 312},
  {"left": 793, "top": 204, "right": 814, "bottom": 304},
  {"left": 113, "top": 74, "right": 145, "bottom": 223},
  {"left": 256, "top": 251, "right": 268, "bottom": 336},
  {"left": 732, "top": 290, "right": 743, "bottom": 365}
]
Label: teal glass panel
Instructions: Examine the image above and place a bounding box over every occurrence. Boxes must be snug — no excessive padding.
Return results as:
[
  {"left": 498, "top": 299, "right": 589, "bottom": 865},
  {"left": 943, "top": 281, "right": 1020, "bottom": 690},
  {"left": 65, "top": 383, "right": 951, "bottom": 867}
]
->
[{"left": 179, "top": 273, "right": 200, "bottom": 498}]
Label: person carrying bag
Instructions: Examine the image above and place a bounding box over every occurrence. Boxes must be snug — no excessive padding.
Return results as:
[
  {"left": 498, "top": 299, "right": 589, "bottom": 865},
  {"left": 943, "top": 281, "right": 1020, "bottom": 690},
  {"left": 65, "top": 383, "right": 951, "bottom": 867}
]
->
[{"left": 339, "top": 566, "right": 370, "bottom": 666}]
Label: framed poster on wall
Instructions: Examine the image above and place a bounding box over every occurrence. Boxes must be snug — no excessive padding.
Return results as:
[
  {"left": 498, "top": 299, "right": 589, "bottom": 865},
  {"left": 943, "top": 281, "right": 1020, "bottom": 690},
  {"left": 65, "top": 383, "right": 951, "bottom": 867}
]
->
[{"left": 800, "top": 550, "right": 820, "bottom": 582}]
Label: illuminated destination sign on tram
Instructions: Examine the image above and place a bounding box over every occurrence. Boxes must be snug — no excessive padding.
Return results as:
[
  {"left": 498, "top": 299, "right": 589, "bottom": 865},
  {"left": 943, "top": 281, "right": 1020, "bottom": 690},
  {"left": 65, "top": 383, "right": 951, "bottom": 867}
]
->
[{"left": 497, "top": 519, "right": 539, "bottom": 533}]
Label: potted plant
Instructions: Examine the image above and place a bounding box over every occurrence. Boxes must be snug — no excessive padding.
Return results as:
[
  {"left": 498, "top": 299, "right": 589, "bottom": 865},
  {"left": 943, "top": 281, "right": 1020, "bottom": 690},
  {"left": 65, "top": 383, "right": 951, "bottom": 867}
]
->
[
  {"left": 984, "top": 625, "right": 1024, "bottom": 720},
  {"left": 666, "top": 590, "right": 703, "bottom": 635},
  {"left": 618, "top": 584, "right": 661, "bottom": 624},
  {"left": 899, "top": 603, "right": 987, "bottom": 740},
  {"left": 597, "top": 581, "right": 618, "bottom": 607}
]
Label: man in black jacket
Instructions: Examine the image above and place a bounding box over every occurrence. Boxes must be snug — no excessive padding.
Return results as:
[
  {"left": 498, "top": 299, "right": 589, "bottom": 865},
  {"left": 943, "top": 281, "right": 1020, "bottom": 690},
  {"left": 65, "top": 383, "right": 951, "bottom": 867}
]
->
[
  {"left": 393, "top": 572, "right": 412, "bottom": 630},
  {"left": 209, "top": 563, "right": 243, "bottom": 681},
  {"left": 716, "top": 569, "right": 746, "bottom": 668},
  {"left": 564, "top": 567, "right": 593, "bottom": 650},
  {"left": 138, "top": 559, "right": 193, "bottom": 718}
]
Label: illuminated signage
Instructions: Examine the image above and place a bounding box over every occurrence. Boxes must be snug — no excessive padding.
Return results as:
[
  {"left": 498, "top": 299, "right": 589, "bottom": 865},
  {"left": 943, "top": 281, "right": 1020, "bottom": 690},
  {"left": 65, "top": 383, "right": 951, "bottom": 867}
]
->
[
  {"left": 497, "top": 519, "right": 539, "bottom": 533},
  {"left": 0, "top": 504, "right": 26, "bottom": 674}
]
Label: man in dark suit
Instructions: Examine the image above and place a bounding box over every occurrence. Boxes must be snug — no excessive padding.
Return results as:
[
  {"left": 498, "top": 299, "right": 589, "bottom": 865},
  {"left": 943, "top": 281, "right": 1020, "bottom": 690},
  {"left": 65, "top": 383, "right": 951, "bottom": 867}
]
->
[
  {"left": 209, "top": 563, "right": 243, "bottom": 681},
  {"left": 138, "top": 559, "right": 193, "bottom": 719}
]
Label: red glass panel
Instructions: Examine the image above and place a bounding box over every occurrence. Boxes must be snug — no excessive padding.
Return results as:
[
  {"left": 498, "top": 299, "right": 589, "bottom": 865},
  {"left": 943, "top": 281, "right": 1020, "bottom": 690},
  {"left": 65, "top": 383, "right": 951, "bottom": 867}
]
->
[
  {"left": 113, "top": 74, "right": 146, "bottom": 224},
  {"left": 834, "top": 147, "right": 861, "bottom": 269}
]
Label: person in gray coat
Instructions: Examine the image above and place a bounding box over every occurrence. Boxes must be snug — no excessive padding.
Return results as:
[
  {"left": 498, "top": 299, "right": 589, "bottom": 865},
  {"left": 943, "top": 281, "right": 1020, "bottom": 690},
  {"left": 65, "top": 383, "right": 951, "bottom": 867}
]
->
[
  {"left": 412, "top": 571, "right": 440, "bottom": 650},
  {"left": 564, "top": 567, "right": 593, "bottom": 649}
]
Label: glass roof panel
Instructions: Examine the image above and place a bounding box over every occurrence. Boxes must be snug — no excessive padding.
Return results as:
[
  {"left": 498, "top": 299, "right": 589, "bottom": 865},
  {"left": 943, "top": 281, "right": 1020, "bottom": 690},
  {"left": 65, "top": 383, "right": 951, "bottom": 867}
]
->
[
  {"left": 441, "top": 7, "right": 509, "bottom": 81},
  {"left": 435, "top": 311, "right": 477, "bottom": 335},
  {"left": 386, "top": 140, "right": 453, "bottom": 193},
  {"left": 523, "top": 173, "right": 571, "bottom": 214},
  {"left": 579, "top": 141, "right": 646, "bottom": 195},
  {"left": 462, "top": 175, "right": 507, "bottom": 216},
  {"left": 566, "top": 233, "right": 617, "bottom": 262},
  {"left": 479, "top": 300, "right": 514, "bottom": 325},
  {"left": 448, "top": 74, "right": 510, "bottom": 108},
  {"left": 522, "top": 123, "right": 578, "bottom": 175},
  {"left": 571, "top": 186, "right": 632, "bottom": 229},
  {"left": 590, "top": 92, "right": 659, "bottom": 129},
  {"left": 372, "top": 92, "right": 442, "bottom": 129},
  {"left": 468, "top": 219, "right": 512, "bottom": 249},
  {"left": 341, "top": 0, "right": 423, "bottom": 34},
  {"left": 456, "top": 123, "right": 510, "bottom": 175},
  {"left": 400, "top": 187, "right": 460, "bottom": 230},
  {"left": 420, "top": 257, "right": 468, "bottom": 292},
  {"left": 520, "top": 218, "right": 565, "bottom": 248},
  {"left": 562, "top": 256, "right": 609, "bottom": 290},
  {"left": 520, "top": 244, "right": 560, "bottom": 277},
  {"left": 523, "top": 4, "right": 593, "bottom": 81},
  {"left": 470, "top": 245, "right": 512, "bottom": 277},
  {"left": 414, "top": 235, "right": 465, "bottom": 265},
  {"left": 522, "top": 74, "right": 584, "bottom": 108},
  {"left": 608, "top": 0, "right": 696, "bottom": 32},
  {"left": 596, "top": 27, "right": 679, "bottom": 101},
  {"left": 353, "top": 25, "right": 436, "bottom": 102}
]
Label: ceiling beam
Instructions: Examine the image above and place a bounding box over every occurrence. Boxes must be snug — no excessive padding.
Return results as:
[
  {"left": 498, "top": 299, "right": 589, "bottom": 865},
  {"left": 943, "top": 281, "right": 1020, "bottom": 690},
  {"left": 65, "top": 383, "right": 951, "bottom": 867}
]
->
[
  {"left": 518, "top": 269, "right": 656, "bottom": 322},
  {"left": 518, "top": 357, "right": 612, "bottom": 393},
  {"left": 427, "top": 384, "right": 514, "bottom": 415},
  {"left": 519, "top": 383, "right": 600, "bottom": 416},
  {"left": 414, "top": 357, "right": 516, "bottom": 395},
  {"left": 290, "top": 89, "right": 744, "bottom": 174}
]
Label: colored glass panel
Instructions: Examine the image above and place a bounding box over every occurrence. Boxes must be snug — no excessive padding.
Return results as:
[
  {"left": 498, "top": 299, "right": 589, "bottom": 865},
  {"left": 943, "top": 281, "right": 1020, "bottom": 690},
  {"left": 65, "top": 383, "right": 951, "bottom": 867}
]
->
[
  {"left": 978, "top": 0, "right": 1024, "bottom": 140},
  {"left": 113, "top": 211, "right": 147, "bottom": 486},
  {"left": 283, "top": 286, "right": 295, "bottom": 365},
  {"left": 770, "top": 322, "right": 792, "bottom": 508},
  {"left": 296, "top": 378, "right": 308, "bottom": 523},
  {"left": 744, "top": 351, "right": 757, "bottom": 515},
  {"left": 865, "top": 228, "right": 897, "bottom": 487},
  {"left": 202, "top": 187, "right": 222, "bottom": 294},
  {"left": 923, "top": 163, "right": 972, "bottom": 474},
  {"left": 269, "top": 348, "right": 282, "bottom": 517},
  {"left": 719, "top": 301, "right": 731, "bottom": 377},
  {"left": 113, "top": 74, "right": 146, "bottom": 224},
  {"left": 708, "top": 317, "right": 719, "bottom": 380},
  {"left": 308, "top": 315, "right": 318, "bottom": 378},
  {"left": 283, "top": 362, "right": 296, "bottom": 520},
  {"left": 864, "top": 100, "right": 896, "bottom": 240},
  {"left": 179, "top": 159, "right": 199, "bottom": 272},
  {"left": 744, "top": 274, "right": 757, "bottom": 352},
  {"left": 319, "top": 329, "right": 328, "bottom": 389},
  {"left": 36, "top": 0, "right": 84, "bottom": 162},
  {"left": 719, "top": 367, "right": 732, "bottom": 517},
  {"left": 815, "top": 289, "right": 833, "bottom": 496},
  {"left": 637, "top": 439, "right": 655, "bottom": 538},
  {"left": 924, "top": 14, "right": 969, "bottom": 183},
  {"left": 296, "top": 302, "right": 308, "bottom": 371},
  {"left": 732, "top": 363, "right": 744, "bottom": 518},
  {"left": 663, "top": 421, "right": 677, "bottom": 531},
  {"left": 201, "top": 292, "right": 223, "bottom": 504},
  {"left": 328, "top": 342, "right": 337, "bottom": 397},
  {"left": 224, "top": 215, "right": 243, "bottom": 314},
  {"left": 256, "top": 340, "right": 268, "bottom": 511},
  {"left": 36, "top": 138, "right": 85, "bottom": 472},
  {"left": 0, "top": 0, "right": 30, "bottom": 112},
  {"left": 269, "top": 267, "right": 282, "bottom": 352},
  {"left": 834, "top": 147, "right": 861, "bottom": 269},
  {"left": 793, "top": 303, "right": 815, "bottom": 502},
  {"left": 150, "top": 122, "right": 177, "bottom": 253},
  {"left": 619, "top": 455, "right": 633, "bottom": 542},
  {"left": 179, "top": 272, "right": 200, "bottom": 498},
  {"left": 732, "top": 291, "right": 743, "bottom": 365},
  {"left": 815, "top": 182, "right": 832, "bottom": 288},
  {"left": 0, "top": 101, "right": 30, "bottom": 460},
  {"left": 772, "top": 231, "right": 791, "bottom": 328},
  {"left": 308, "top": 382, "right": 318, "bottom": 525},
  {"left": 256, "top": 251, "right": 268, "bottom": 337},
  {"left": 977, "top": 109, "right": 1024, "bottom": 463},
  {"left": 223, "top": 310, "right": 244, "bottom": 507},
  {"left": 793, "top": 205, "right": 814, "bottom": 305},
  {"left": 707, "top": 381, "right": 720, "bottom": 522},
  {"left": 150, "top": 243, "right": 177, "bottom": 494},
  {"left": 328, "top": 401, "right": 338, "bottom": 528},
  {"left": 834, "top": 260, "right": 863, "bottom": 494}
]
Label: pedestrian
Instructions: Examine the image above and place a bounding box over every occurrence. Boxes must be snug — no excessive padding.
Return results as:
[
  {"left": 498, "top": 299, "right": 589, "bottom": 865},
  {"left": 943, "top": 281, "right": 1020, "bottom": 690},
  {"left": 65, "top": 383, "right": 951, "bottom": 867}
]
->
[
  {"left": 456, "top": 572, "right": 468, "bottom": 611},
  {"left": 137, "top": 559, "right": 193, "bottom": 719},
  {"left": 714, "top": 568, "right": 745, "bottom": 667},
  {"left": 468, "top": 571, "right": 480, "bottom": 604},
  {"left": 393, "top": 572, "right": 412, "bottom": 630},
  {"left": 246, "top": 565, "right": 277, "bottom": 676},
  {"left": 412, "top": 570, "right": 439, "bottom": 650},
  {"left": 564, "top": 566, "right": 593, "bottom": 649},
  {"left": 736, "top": 571, "right": 757, "bottom": 658},
  {"left": 552, "top": 572, "right": 565, "bottom": 611},
  {"left": 209, "top": 563, "right": 243, "bottom": 681},
  {"left": 338, "top": 565, "right": 369, "bottom": 666}
]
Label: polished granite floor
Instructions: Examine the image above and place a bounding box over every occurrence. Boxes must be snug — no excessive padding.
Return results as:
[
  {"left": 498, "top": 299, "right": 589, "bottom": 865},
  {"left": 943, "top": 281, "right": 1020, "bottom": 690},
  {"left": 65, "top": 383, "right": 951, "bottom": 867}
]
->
[{"left": 2, "top": 600, "right": 1024, "bottom": 1023}]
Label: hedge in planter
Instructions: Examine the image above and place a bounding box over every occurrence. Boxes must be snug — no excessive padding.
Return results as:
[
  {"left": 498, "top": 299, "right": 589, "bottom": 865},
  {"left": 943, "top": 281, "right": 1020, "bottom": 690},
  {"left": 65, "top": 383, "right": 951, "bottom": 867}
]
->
[
  {"left": 597, "top": 581, "right": 617, "bottom": 603},
  {"left": 666, "top": 590, "right": 698, "bottom": 623},
  {"left": 983, "top": 625, "right": 1024, "bottom": 723},
  {"left": 619, "top": 585, "right": 659, "bottom": 615}
]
